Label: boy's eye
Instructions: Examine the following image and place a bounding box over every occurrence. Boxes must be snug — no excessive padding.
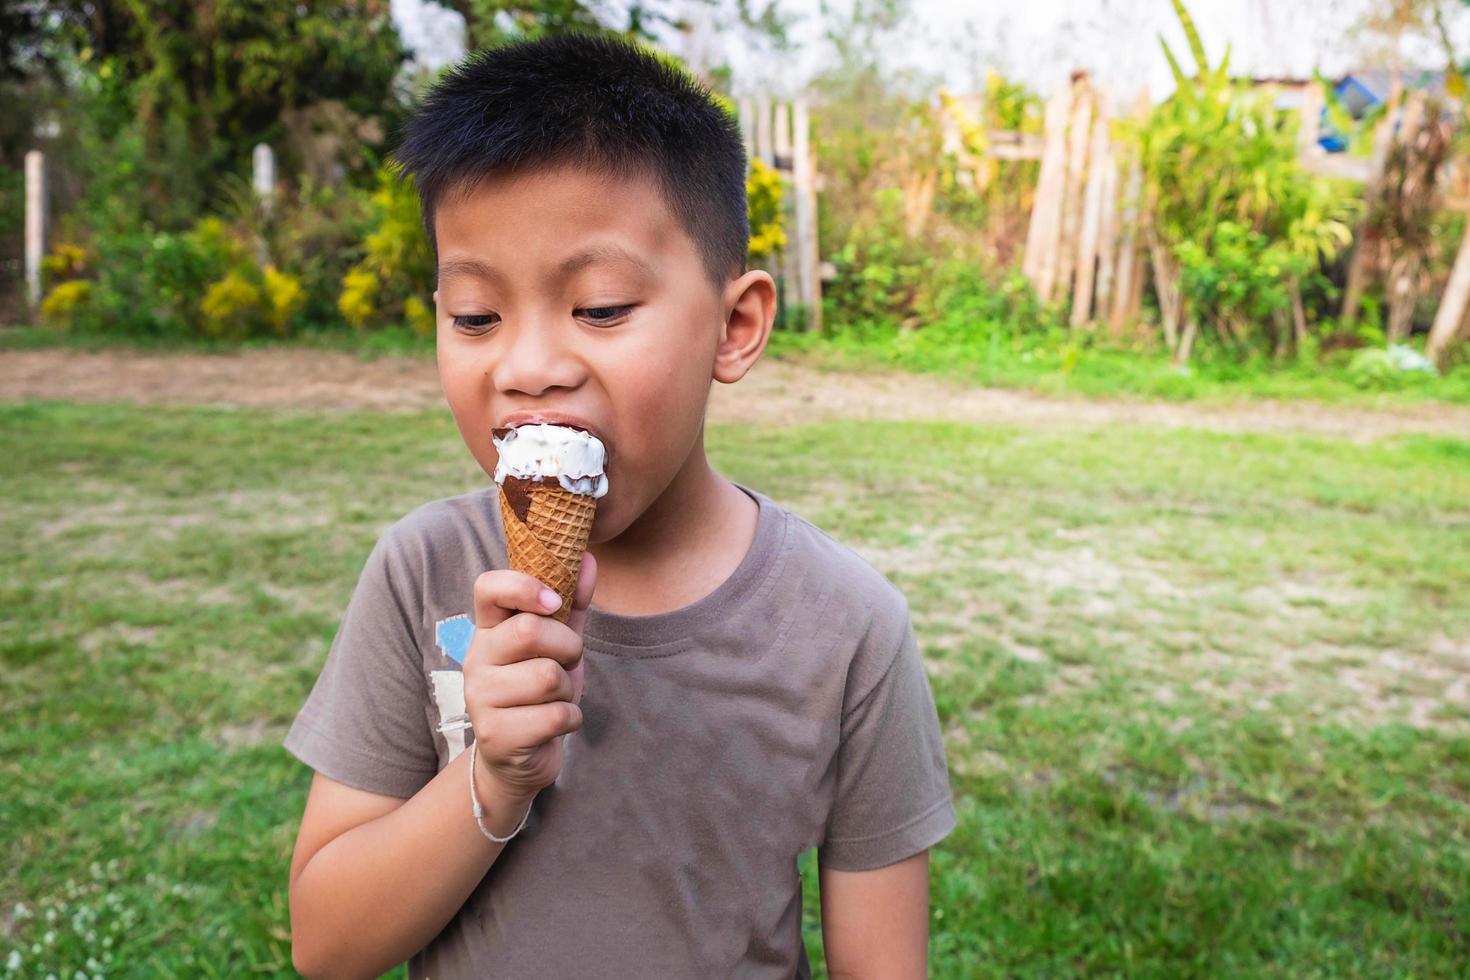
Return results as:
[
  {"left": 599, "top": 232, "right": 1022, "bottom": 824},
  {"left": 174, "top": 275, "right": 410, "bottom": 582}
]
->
[
  {"left": 578, "top": 305, "right": 633, "bottom": 325},
  {"left": 452, "top": 314, "right": 499, "bottom": 332}
]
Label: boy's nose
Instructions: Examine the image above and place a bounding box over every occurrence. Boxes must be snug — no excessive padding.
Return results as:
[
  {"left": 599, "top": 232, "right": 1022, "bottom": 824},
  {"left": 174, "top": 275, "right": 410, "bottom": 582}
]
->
[{"left": 489, "top": 319, "right": 587, "bottom": 397}]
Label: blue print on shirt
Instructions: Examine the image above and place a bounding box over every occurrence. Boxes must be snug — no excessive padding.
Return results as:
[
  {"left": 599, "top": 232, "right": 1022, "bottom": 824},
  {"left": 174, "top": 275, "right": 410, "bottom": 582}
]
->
[{"left": 435, "top": 614, "right": 473, "bottom": 665}]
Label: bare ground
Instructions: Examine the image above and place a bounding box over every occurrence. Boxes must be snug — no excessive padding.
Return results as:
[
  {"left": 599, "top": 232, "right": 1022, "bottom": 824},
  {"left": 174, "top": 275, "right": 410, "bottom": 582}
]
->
[{"left": 3, "top": 346, "right": 1469, "bottom": 441}]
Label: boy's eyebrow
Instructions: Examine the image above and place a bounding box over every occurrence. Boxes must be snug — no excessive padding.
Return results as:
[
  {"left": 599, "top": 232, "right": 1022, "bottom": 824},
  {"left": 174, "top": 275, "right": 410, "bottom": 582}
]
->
[{"left": 436, "top": 244, "right": 657, "bottom": 287}]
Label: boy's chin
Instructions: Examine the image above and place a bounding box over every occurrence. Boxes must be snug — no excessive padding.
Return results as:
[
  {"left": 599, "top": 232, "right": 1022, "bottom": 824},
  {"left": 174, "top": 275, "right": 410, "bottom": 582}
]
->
[{"left": 587, "top": 502, "right": 622, "bottom": 546}]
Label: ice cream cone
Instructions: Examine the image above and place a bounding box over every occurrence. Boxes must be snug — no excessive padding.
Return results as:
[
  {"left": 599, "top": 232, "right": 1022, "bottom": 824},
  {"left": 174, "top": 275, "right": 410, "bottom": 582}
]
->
[{"left": 498, "top": 477, "right": 597, "bottom": 624}]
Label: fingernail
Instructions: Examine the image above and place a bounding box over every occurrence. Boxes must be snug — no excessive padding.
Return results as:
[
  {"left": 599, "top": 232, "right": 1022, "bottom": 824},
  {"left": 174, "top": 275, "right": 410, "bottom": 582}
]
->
[{"left": 540, "top": 588, "right": 562, "bottom": 611}]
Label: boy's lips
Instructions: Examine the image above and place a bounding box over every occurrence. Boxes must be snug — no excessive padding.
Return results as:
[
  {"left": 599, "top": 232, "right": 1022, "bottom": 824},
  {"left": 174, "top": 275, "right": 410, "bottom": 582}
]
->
[{"left": 496, "top": 412, "right": 601, "bottom": 438}]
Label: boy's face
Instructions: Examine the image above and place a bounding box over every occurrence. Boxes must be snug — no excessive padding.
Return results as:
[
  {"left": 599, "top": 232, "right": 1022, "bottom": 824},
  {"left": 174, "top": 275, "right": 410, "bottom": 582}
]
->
[{"left": 432, "top": 162, "right": 760, "bottom": 543}]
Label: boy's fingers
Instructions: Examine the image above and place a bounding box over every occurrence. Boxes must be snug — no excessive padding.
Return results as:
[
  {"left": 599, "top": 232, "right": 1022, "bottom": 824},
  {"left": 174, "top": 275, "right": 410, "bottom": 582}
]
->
[
  {"left": 473, "top": 612, "right": 582, "bottom": 669},
  {"left": 566, "top": 552, "right": 597, "bottom": 635},
  {"left": 476, "top": 701, "right": 583, "bottom": 753},
  {"left": 473, "top": 569, "right": 563, "bottom": 631},
  {"left": 468, "top": 657, "right": 572, "bottom": 708}
]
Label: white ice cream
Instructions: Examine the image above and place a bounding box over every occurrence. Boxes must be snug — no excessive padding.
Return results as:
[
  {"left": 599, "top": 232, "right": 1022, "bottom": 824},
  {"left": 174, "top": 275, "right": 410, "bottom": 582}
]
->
[{"left": 492, "top": 423, "right": 609, "bottom": 498}]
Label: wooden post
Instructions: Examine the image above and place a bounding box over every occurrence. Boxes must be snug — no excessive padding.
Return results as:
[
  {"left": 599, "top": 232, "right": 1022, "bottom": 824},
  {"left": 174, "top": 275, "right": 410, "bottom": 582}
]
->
[
  {"left": 1127, "top": 248, "right": 1147, "bottom": 326},
  {"left": 772, "top": 102, "right": 799, "bottom": 321},
  {"left": 1023, "top": 82, "right": 1073, "bottom": 300},
  {"left": 1055, "top": 82, "right": 1094, "bottom": 308},
  {"left": 772, "top": 102, "right": 792, "bottom": 171},
  {"left": 1297, "top": 80, "right": 1323, "bottom": 161},
  {"left": 1093, "top": 132, "right": 1121, "bottom": 323},
  {"left": 792, "top": 97, "right": 822, "bottom": 332},
  {"left": 252, "top": 143, "right": 276, "bottom": 211},
  {"left": 1110, "top": 158, "right": 1143, "bottom": 336},
  {"left": 901, "top": 164, "right": 937, "bottom": 240},
  {"left": 738, "top": 98, "right": 756, "bottom": 162},
  {"left": 25, "top": 149, "right": 47, "bottom": 314},
  {"left": 1428, "top": 218, "right": 1470, "bottom": 369},
  {"left": 754, "top": 94, "right": 774, "bottom": 167},
  {"left": 1071, "top": 103, "right": 1111, "bottom": 327},
  {"left": 1148, "top": 230, "right": 1180, "bottom": 355},
  {"left": 1108, "top": 85, "right": 1152, "bottom": 335},
  {"left": 251, "top": 143, "right": 276, "bottom": 267}
]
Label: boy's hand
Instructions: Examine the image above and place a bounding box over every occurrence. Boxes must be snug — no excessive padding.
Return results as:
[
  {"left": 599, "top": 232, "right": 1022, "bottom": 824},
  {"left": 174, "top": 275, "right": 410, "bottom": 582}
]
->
[{"left": 463, "top": 554, "right": 596, "bottom": 803}]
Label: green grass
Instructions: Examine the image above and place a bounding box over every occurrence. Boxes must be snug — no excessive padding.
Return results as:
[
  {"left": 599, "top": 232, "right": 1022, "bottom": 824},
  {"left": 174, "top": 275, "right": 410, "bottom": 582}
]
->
[
  {"left": 3, "top": 400, "right": 1468, "bottom": 976},
  {"left": 767, "top": 328, "right": 1470, "bottom": 407}
]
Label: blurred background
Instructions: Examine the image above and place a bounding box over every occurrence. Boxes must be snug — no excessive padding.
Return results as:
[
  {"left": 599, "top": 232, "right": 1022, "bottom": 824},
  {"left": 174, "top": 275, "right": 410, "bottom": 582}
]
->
[{"left": 2, "top": 0, "right": 1468, "bottom": 976}]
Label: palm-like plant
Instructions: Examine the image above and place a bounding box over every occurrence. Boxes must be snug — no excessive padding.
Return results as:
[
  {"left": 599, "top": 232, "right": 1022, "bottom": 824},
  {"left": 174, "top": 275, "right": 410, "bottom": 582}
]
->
[{"left": 1127, "top": 0, "right": 1357, "bottom": 364}]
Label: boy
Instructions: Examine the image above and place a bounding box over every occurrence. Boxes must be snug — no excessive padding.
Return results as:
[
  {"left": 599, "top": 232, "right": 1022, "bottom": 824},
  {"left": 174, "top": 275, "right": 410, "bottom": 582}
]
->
[{"left": 283, "top": 32, "right": 954, "bottom": 979}]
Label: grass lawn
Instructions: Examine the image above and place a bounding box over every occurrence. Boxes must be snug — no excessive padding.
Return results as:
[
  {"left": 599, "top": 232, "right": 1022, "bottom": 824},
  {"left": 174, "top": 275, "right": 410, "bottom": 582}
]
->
[
  {"left": 763, "top": 330, "right": 1470, "bottom": 408},
  {"left": 2, "top": 399, "right": 1468, "bottom": 977}
]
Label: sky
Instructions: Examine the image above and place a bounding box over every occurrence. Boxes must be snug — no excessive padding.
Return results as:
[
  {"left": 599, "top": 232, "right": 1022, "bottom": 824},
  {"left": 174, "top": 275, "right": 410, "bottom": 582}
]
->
[{"left": 388, "top": 0, "right": 1470, "bottom": 105}]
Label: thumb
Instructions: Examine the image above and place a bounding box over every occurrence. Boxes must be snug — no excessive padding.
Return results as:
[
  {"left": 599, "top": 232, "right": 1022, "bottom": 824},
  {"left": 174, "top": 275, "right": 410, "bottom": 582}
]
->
[
  {"left": 567, "top": 552, "right": 596, "bottom": 705},
  {"left": 566, "top": 551, "right": 597, "bottom": 634}
]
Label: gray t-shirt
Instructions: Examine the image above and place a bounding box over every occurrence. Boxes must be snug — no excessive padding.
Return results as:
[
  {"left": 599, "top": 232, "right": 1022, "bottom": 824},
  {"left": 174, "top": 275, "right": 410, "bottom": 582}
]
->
[{"left": 283, "top": 482, "right": 955, "bottom": 978}]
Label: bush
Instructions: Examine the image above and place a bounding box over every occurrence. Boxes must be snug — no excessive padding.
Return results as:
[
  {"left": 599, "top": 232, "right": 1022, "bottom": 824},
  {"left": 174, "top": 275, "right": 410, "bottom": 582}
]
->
[
  {"left": 823, "top": 188, "right": 937, "bottom": 332},
  {"left": 199, "top": 270, "right": 264, "bottom": 340},
  {"left": 1125, "top": 0, "right": 1355, "bottom": 362},
  {"left": 817, "top": 254, "right": 1068, "bottom": 375},
  {"left": 39, "top": 280, "right": 93, "bottom": 330},
  {"left": 39, "top": 216, "right": 313, "bottom": 340},
  {"left": 245, "top": 175, "right": 377, "bottom": 334},
  {"left": 336, "top": 166, "right": 436, "bottom": 335},
  {"left": 1347, "top": 344, "right": 1438, "bottom": 390}
]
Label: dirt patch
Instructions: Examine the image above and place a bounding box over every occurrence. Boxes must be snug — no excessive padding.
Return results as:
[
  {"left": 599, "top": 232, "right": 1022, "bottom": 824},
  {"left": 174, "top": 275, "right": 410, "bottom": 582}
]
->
[
  {"left": 3, "top": 346, "right": 1469, "bottom": 441},
  {"left": 0, "top": 347, "right": 443, "bottom": 413}
]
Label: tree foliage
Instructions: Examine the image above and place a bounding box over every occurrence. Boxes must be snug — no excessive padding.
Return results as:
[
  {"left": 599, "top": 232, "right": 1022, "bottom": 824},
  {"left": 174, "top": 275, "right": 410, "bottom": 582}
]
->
[
  {"left": 4, "top": 0, "right": 409, "bottom": 228},
  {"left": 1127, "top": 0, "right": 1356, "bottom": 361}
]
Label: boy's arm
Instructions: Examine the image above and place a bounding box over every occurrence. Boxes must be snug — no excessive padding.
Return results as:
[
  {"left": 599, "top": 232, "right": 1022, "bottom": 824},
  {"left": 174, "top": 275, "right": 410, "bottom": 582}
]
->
[
  {"left": 819, "top": 850, "right": 931, "bottom": 980},
  {"left": 287, "top": 753, "right": 537, "bottom": 980},
  {"left": 289, "top": 564, "right": 594, "bottom": 979}
]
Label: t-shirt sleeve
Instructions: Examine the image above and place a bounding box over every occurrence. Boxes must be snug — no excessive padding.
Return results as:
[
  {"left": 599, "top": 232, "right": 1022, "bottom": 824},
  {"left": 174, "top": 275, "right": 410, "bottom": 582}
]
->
[
  {"left": 282, "top": 525, "right": 438, "bottom": 798},
  {"left": 818, "top": 607, "right": 956, "bottom": 872}
]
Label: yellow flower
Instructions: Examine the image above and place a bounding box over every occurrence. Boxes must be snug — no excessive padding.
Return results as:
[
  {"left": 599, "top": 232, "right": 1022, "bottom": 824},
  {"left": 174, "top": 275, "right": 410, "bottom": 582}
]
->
[
  {"left": 747, "top": 158, "right": 787, "bottom": 261},
  {"left": 263, "top": 265, "right": 306, "bottom": 334},
  {"left": 200, "top": 271, "right": 263, "bottom": 339},
  {"left": 40, "top": 280, "right": 93, "bottom": 330},
  {"left": 404, "top": 295, "right": 436, "bottom": 336},
  {"left": 338, "top": 269, "right": 379, "bottom": 329}
]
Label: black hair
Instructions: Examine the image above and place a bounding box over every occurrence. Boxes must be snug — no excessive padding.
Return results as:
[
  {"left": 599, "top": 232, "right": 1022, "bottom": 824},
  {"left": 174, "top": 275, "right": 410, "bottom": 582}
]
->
[{"left": 390, "top": 32, "right": 749, "bottom": 288}]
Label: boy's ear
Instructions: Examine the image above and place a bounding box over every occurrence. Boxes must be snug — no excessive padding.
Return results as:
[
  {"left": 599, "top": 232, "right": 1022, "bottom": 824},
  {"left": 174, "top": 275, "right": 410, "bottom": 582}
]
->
[{"left": 714, "top": 269, "right": 777, "bottom": 385}]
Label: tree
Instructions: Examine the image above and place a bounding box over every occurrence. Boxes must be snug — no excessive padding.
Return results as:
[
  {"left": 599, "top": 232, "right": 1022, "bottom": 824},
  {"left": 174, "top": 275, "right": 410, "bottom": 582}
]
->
[
  {"left": 6, "top": 0, "right": 410, "bottom": 228},
  {"left": 426, "top": 0, "right": 794, "bottom": 56}
]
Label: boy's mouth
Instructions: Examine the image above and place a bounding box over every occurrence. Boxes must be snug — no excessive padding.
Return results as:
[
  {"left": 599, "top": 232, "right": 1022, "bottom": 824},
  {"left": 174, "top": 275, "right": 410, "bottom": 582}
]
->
[
  {"left": 495, "top": 413, "right": 600, "bottom": 439},
  {"left": 492, "top": 413, "right": 611, "bottom": 466}
]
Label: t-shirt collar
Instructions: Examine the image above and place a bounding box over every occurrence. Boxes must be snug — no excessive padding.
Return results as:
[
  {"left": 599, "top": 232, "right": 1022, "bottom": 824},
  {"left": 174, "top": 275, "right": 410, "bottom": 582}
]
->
[{"left": 581, "top": 483, "right": 788, "bottom": 655}]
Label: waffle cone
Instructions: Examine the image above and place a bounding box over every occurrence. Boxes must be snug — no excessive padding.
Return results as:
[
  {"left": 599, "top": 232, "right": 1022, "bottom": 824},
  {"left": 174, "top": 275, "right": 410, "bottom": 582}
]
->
[{"left": 498, "top": 481, "right": 597, "bottom": 624}]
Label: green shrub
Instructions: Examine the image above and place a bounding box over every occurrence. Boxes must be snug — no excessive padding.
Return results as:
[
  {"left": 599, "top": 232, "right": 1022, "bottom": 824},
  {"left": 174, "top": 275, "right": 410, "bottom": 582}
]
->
[
  {"left": 38, "top": 215, "right": 314, "bottom": 340},
  {"left": 337, "top": 166, "right": 436, "bottom": 335},
  {"left": 1125, "top": 0, "right": 1355, "bottom": 362},
  {"left": 39, "top": 280, "right": 93, "bottom": 330},
  {"left": 1347, "top": 344, "right": 1438, "bottom": 390},
  {"left": 199, "top": 269, "right": 264, "bottom": 340},
  {"left": 823, "top": 188, "right": 937, "bottom": 332},
  {"left": 241, "top": 174, "right": 377, "bottom": 334},
  {"left": 263, "top": 265, "right": 308, "bottom": 332}
]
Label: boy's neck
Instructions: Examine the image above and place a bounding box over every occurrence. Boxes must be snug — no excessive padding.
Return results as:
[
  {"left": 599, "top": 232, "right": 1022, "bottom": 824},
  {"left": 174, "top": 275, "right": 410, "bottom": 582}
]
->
[{"left": 589, "top": 430, "right": 759, "bottom": 617}]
